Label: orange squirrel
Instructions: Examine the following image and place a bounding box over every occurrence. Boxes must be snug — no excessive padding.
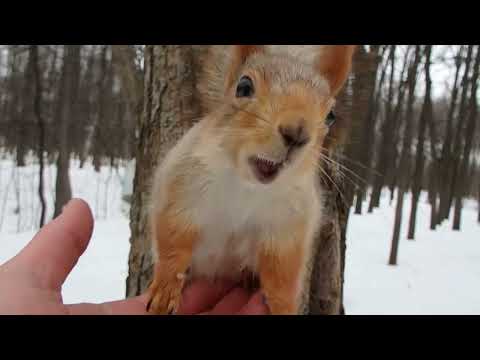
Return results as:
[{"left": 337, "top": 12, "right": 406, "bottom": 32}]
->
[{"left": 146, "top": 45, "right": 356, "bottom": 315}]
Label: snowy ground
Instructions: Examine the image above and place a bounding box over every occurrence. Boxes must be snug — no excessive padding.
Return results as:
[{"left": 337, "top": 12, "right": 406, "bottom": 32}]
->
[
  {"left": 0, "top": 157, "right": 479, "bottom": 314},
  {"left": 345, "top": 194, "right": 480, "bottom": 315}
]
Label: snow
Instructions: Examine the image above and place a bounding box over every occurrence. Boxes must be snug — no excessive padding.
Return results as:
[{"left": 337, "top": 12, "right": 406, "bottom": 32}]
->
[
  {"left": 0, "top": 156, "right": 131, "bottom": 304},
  {"left": 345, "top": 192, "right": 480, "bottom": 315},
  {"left": 1, "top": 157, "right": 479, "bottom": 314}
]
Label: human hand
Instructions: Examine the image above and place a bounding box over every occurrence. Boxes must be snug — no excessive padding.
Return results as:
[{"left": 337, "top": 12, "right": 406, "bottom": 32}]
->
[{"left": 0, "top": 199, "right": 268, "bottom": 315}]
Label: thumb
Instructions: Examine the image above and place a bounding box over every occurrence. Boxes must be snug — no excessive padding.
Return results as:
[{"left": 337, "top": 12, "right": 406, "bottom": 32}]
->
[{"left": 14, "top": 199, "right": 94, "bottom": 290}]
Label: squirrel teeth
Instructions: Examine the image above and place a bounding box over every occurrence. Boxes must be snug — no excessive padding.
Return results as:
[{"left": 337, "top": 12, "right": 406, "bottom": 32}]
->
[{"left": 249, "top": 156, "right": 284, "bottom": 184}]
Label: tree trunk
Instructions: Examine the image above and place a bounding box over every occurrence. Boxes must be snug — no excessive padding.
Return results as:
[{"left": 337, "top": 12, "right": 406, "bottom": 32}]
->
[
  {"left": 30, "top": 45, "right": 47, "bottom": 228},
  {"left": 53, "top": 45, "right": 81, "bottom": 218},
  {"left": 438, "top": 46, "right": 464, "bottom": 224},
  {"left": 369, "top": 45, "right": 397, "bottom": 212},
  {"left": 126, "top": 45, "right": 204, "bottom": 297},
  {"left": 427, "top": 114, "right": 440, "bottom": 230},
  {"left": 478, "top": 181, "right": 480, "bottom": 223},
  {"left": 92, "top": 46, "right": 109, "bottom": 172},
  {"left": 305, "top": 160, "right": 348, "bottom": 315},
  {"left": 386, "top": 46, "right": 412, "bottom": 204},
  {"left": 126, "top": 45, "right": 351, "bottom": 316},
  {"left": 17, "top": 47, "right": 35, "bottom": 167},
  {"left": 408, "top": 45, "right": 433, "bottom": 241},
  {"left": 428, "top": 163, "right": 438, "bottom": 230},
  {"left": 389, "top": 45, "right": 421, "bottom": 265},
  {"left": 445, "top": 45, "right": 474, "bottom": 222},
  {"left": 340, "top": 45, "right": 381, "bottom": 216},
  {"left": 5, "top": 47, "right": 21, "bottom": 157},
  {"left": 453, "top": 45, "right": 480, "bottom": 230}
]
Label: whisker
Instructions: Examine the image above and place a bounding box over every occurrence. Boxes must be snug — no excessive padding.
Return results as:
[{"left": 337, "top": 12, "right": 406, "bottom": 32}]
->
[
  {"left": 317, "top": 153, "right": 368, "bottom": 187},
  {"left": 329, "top": 152, "right": 382, "bottom": 177},
  {"left": 314, "top": 158, "right": 362, "bottom": 190},
  {"left": 315, "top": 162, "right": 350, "bottom": 209},
  {"left": 309, "top": 147, "right": 369, "bottom": 186}
]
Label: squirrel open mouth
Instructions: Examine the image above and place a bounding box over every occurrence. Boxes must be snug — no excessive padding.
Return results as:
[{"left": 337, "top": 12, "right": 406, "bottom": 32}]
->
[{"left": 248, "top": 156, "right": 284, "bottom": 184}]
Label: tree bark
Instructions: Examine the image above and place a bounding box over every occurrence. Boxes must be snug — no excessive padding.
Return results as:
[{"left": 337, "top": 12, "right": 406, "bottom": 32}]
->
[
  {"left": 386, "top": 46, "right": 412, "bottom": 204},
  {"left": 111, "top": 45, "right": 144, "bottom": 160},
  {"left": 17, "top": 47, "right": 34, "bottom": 167},
  {"left": 478, "top": 181, "right": 480, "bottom": 223},
  {"left": 345, "top": 46, "right": 380, "bottom": 215},
  {"left": 453, "top": 45, "right": 480, "bottom": 230},
  {"left": 438, "top": 46, "right": 464, "bottom": 224},
  {"left": 389, "top": 45, "right": 421, "bottom": 265},
  {"left": 53, "top": 45, "right": 81, "bottom": 218},
  {"left": 407, "top": 45, "right": 433, "bottom": 241},
  {"left": 305, "top": 160, "right": 347, "bottom": 315},
  {"left": 126, "top": 45, "right": 204, "bottom": 297},
  {"left": 369, "top": 45, "right": 397, "bottom": 212},
  {"left": 427, "top": 114, "right": 440, "bottom": 230},
  {"left": 445, "top": 45, "right": 474, "bottom": 222},
  {"left": 30, "top": 45, "right": 47, "bottom": 228},
  {"left": 92, "top": 46, "right": 109, "bottom": 172}
]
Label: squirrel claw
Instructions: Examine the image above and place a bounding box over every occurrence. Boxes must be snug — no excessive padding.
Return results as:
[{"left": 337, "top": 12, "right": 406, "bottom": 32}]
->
[{"left": 146, "top": 276, "right": 185, "bottom": 315}]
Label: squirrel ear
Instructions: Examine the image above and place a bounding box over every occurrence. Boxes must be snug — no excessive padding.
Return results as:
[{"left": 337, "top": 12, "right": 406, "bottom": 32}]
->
[
  {"left": 314, "top": 45, "right": 356, "bottom": 97},
  {"left": 233, "top": 45, "right": 264, "bottom": 63},
  {"left": 225, "top": 45, "right": 264, "bottom": 89}
]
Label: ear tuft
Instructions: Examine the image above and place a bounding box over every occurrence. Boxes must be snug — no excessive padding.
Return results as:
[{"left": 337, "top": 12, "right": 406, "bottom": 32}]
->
[{"left": 315, "top": 45, "right": 356, "bottom": 97}]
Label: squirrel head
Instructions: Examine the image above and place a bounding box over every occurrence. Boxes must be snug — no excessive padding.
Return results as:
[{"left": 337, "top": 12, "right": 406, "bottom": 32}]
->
[{"left": 199, "top": 45, "right": 356, "bottom": 186}]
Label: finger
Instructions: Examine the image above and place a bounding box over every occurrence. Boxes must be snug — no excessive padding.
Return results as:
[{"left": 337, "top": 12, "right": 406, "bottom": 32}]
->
[
  {"left": 236, "top": 291, "right": 270, "bottom": 315},
  {"left": 67, "top": 295, "right": 150, "bottom": 315},
  {"left": 15, "top": 199, "right": 94, "bottom": 290},
  {"left": 207, "top": 287, "right": 250, "bottom": 315},
  {"left": 176, "top": 279, "right": 237, "bottom": 315}
]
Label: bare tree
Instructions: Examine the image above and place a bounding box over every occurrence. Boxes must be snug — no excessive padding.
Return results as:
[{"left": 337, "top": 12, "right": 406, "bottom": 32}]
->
[
  {"left": 353, "top": 45, "right": 383, "bottom": 215},
  {"left": 53, "top": 46, "right": 81, "bottom": 218},
  {"left": 446, "top": 45, "right": 474, "bottom": 222},
  {"left": 453, "top": 45, "right": 480, "bottom": 230},
  {"left": 478, "top": 181, "right": 480, "bottom": 223},
  {"left": 386, "top": 46, "right": 412, "bottom": 204},
  {"left": 16, "top": 47, "right": 33, "bottom": 167},
  {"left": 389, "top": 45, "right": 421, "bottom": 264},
  {"left": 438, "top": 46, "right": 464, "bottom": 225},
  {"left": 369, "top": 45, "right": 397, "bottom": 211},
  {"left": 408, "top": 45, "right": 433, "bottom": 241},
  {"left": 30, "top": 45, "right": 46, "bottom": 227}
]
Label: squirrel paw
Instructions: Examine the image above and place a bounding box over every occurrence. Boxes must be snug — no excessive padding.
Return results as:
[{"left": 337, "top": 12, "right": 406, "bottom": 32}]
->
[{"left": 147, "top": 273, "right": 186, "bottom": 315}]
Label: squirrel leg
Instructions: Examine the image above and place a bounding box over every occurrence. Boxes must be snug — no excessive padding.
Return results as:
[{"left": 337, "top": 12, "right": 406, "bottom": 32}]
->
[
  {"left": 147, "top": 214, "right": 198, "bottom": 315},
  {"left": 257, "top": 228, "right": 307, "bottom": 315}
]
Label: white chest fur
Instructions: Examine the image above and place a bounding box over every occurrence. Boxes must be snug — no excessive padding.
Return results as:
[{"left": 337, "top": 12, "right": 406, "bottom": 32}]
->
[
  {"left": 190, "top": 166, "right": 319, "bottom": 279},
  {"left": 151, "top": 122, "right": 322, "bottom": 281}
]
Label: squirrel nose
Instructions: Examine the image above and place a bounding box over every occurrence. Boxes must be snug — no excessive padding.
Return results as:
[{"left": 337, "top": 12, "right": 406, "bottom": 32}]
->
[{"left": 279, "top": 125, "right": 310, "bottom": 149}]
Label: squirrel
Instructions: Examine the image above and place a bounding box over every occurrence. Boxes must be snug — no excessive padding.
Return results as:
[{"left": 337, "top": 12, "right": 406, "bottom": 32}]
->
[{"left": 146, "top": 45, "right": 356, "bottom": 315}]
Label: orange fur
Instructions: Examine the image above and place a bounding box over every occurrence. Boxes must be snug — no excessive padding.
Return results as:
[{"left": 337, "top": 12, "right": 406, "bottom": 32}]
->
[
  {"left": 257, "top": 223, "right": 307, "bottom": 315},
  {"left": 219, "top": 70, "right": 333, "bottom": 183},
  {"left": 147, "top": 211, "right": 198, "bottom": 315}
]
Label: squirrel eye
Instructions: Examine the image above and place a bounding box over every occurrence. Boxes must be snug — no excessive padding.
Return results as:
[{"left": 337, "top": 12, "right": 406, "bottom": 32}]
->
[
  {"left": 236, "top": 76, "right": 255, "bottom": 98},
  {"left": 326, "top": 111, "right": 336, "bottom": 127}
]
